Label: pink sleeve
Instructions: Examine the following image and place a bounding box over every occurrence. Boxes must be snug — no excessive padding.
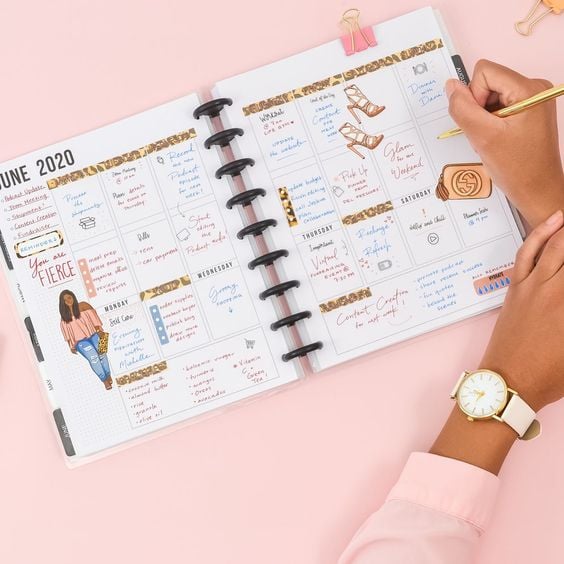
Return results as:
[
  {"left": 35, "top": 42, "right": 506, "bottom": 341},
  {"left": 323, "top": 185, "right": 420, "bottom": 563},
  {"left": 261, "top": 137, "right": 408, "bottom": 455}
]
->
[
  {"left": 339, "top": 452, "right": 500, "bottom": 564},
  {"left": 83, "top": 307, "right": 102, "bottom": 327}
]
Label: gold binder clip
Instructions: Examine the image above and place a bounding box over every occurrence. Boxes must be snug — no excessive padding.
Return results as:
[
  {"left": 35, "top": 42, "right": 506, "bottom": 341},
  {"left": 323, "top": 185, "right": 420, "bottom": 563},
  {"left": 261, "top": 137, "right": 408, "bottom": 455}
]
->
[
  {"left": 340, "top": 8, "right": 376, "bottom": 53},
  {"left": 515, "top": 0, "right": 564, "bottom": 35}
]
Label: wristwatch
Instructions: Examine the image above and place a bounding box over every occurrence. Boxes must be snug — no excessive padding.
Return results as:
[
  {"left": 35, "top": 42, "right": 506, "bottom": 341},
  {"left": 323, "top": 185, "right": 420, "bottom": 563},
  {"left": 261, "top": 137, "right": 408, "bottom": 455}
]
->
[{"left": 451, "top": 369, "right": 541, "bottom": 440}]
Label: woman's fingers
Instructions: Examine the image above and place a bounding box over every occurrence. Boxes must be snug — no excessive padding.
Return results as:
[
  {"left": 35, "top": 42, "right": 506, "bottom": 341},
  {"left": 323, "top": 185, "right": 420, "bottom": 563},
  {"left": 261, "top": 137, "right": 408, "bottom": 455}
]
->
[
  {"left": 469, "top": 59, "right": 539, "bottom": 108},
  {"left": 513, "top": 210, "right": 564, "bottom": 283},
  {"left": 446, "top": 79, "right": 499, "bottom": 136}
]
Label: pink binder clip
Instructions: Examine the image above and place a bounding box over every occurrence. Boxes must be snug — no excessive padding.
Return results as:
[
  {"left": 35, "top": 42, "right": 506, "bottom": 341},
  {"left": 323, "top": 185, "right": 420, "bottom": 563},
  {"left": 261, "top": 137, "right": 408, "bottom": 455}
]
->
[{"left": 340, "top": 8, "right": 377, "bottom": 56}]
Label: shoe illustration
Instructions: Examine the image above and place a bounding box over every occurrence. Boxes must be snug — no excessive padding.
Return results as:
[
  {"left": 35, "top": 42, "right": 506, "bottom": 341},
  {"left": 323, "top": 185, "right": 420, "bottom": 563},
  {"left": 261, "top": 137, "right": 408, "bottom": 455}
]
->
[
  {"left": 339, "top": 122, "right": 384, "bottom": 159},
  {"left": 344, "top": 84, "right": 385, "bottom": 123}
]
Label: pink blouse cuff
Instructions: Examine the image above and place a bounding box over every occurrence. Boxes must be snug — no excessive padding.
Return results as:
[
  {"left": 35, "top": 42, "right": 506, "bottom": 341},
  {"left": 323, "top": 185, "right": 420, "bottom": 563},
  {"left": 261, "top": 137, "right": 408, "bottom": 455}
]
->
[{"left": 386, "top": 452, "right": 499, "bottom": 532}]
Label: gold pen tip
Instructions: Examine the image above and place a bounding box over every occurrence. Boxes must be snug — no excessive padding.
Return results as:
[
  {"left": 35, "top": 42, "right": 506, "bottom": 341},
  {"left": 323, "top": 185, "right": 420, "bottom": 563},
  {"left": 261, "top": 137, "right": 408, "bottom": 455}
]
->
[{"left": 437, "top": 129, "right": 464, "bottom": 140}]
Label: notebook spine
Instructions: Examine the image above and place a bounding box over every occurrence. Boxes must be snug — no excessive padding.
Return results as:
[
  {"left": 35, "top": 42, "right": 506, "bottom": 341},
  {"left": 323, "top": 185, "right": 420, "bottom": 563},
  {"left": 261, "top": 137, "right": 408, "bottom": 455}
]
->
[{"left": 194, "top": 98, "right": 323, "bottom": 362}]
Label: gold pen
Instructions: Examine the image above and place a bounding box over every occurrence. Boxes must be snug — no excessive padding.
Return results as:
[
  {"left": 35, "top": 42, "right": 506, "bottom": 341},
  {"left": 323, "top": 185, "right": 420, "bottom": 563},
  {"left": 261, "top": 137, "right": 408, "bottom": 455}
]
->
[{"left": 437, "top": 83, "right": 564, "bottom": 140}]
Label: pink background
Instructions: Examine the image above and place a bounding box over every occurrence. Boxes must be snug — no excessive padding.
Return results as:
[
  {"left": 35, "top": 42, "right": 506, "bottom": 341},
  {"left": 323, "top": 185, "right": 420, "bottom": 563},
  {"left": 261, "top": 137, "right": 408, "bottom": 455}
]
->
[{"left": 0, "top": 1, "right": 562, "bottom": 562}]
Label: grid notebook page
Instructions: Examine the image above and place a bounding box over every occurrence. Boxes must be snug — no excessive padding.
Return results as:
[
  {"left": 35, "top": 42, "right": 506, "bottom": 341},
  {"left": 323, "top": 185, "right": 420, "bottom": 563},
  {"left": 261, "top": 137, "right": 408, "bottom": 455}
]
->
[
  {"left": 214, "top": 7, "right": 523, "bottom": 371},
  {"left": 0, "top": 93, "right": 299, "bottom": 460}
]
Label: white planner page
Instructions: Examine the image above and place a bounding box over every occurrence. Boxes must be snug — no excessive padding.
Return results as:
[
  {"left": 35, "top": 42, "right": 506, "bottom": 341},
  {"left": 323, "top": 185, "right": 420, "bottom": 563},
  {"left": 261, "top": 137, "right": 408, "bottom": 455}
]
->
[
  {"left": 213, "top": 7, "right": 524, "bottom": 371},
  {"left": 0, "top": 93, "right": 300, "bottom": 461}
]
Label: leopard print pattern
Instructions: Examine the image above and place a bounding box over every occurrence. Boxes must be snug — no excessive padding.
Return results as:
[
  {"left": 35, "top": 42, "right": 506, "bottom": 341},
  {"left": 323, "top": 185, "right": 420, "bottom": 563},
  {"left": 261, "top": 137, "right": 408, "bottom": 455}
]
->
[
  {"left": 293, "top": 74, "right": 345, "bottom": 99},
  {"left": 139, "top": 275, "right": 192, "bottom": 302},
  {"left": 97, "top": 331, "right": 109, "bottom": 354},
  {"left": 277, "top": 187, "right": 298, "bottom": 227},
  {"left": 341, "top": 201, "right": 394, "bottom": 226},
  {"left": 319, "top": 287, "right": 373, "bottom": 313},
  {"left": 47, "top": 129, "right": 197, "bottom": 189},
  {"left": 242, "top": 38, "right": 444, "bottom": 116},
  {"left": 116, "top": 360, "right": 168, "bottom": 387}
]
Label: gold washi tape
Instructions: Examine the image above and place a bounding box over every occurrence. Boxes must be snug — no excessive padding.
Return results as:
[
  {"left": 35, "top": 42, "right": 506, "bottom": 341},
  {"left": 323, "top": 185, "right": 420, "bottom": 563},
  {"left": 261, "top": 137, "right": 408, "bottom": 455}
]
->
[
  {"left": 242, "top": 39, "right": 444, "bottom": 116},
  {"left": 47, "top": 129, "right": 197, "bottom": 189},
  {"left": 342, "top": 201, "right": 393, "bottom": 226},
  {"left": 278, "top": 187, "right": 298, "bottom": 227},
  {"left": 319, "top": 287, "right": 372, "bottom": 313},
  {"left": 116, "top": 360, "right": 168, "bottom": 387},
  {"left": 140, "top": 275, "right": 191, "bottom": 302}
]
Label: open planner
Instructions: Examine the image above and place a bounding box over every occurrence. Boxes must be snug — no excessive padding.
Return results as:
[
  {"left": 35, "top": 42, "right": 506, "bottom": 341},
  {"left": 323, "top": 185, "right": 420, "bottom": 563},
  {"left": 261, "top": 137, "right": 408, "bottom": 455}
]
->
[{"left": 0, "top": 8, "right": 524, "bottom": 463}]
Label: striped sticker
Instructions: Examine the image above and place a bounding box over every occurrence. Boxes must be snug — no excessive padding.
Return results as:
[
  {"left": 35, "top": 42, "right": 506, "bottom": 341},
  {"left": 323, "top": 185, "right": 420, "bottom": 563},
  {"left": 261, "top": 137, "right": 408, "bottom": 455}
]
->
[
  {"left": 149, "top": 304, "right": 169, "bottom": 345},
  {"left": 78, "top": 258, "right": 97, "bottom": 298},
  {"left": 473, "top": 268, "right": 513, "bottom": 296}
]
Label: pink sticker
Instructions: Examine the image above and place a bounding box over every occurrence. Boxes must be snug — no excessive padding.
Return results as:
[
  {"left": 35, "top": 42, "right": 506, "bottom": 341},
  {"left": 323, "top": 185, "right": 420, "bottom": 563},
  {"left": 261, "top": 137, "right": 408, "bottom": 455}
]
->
[
  {"left": 78, "top": 258, "right": 97, "bottom": 298},
  {"left": 473, "top": 267, "right": 514, "bottom": 296}
]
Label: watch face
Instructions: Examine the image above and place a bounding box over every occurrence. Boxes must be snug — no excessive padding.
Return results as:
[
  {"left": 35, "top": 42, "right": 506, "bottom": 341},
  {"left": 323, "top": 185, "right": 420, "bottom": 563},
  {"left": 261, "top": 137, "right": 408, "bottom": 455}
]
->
[{"left": 457, "top": 370, "right": 507, "bottom": 419}]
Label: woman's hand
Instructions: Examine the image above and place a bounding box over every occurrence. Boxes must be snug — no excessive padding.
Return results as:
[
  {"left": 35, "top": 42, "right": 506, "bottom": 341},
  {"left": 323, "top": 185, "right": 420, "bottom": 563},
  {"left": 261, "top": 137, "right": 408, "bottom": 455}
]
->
[
  {"left": 480, "top": 209, "right": 564, "bottom": 412},
  {"left": 446, "top": 60, "right": 564, "bottom": 227},
  {"left": 431, "top": 210, "right": 564, "bottom": 474},
  {"left": 71, "top": 347, "right": 77, "bottom": 355}
]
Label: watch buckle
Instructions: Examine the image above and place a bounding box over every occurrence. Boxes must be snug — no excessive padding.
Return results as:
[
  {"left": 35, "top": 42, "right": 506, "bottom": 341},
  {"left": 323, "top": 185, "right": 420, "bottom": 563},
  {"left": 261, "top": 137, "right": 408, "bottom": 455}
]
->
[{"left": 520, "top": 419, "right": 542, "bottom": 441}]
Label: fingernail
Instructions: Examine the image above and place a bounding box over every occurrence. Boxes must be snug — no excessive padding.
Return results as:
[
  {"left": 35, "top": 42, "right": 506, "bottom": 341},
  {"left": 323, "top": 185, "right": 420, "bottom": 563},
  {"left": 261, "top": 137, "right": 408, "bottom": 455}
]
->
[
  {"left": 545, "top": 210, "right": 563, "bottom": 226},
  {"left": 445, "top": 79, "right": 458, "bottom": 99}
]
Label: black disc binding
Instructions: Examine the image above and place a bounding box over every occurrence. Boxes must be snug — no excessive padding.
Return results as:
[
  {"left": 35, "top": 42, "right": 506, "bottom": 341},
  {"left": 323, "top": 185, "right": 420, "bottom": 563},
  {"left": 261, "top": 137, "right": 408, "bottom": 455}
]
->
[
  {"left": 282, "top": 342, "right": 324, "bottom": 362},
  {"left": 236, "top": 219, "right": 277, "bottom": 240},
  {"left": 215, "top": 158, "right": 255, "bottom": 179},
  {"left": 193, "top": 98, "right": 233, "bottom": 120},
  {"left": 270, "top": 311, "right": 312, "bottom": 331},
  {"left": 259, "top": 280, "right": 300, "bottom": 300},
  {"left": 248, "top": 249, "right": 289, "bottom": 270},
  {"left": 195, "top": 98, "right": 322, "bottom": 361},
  {"left": 226, "top": 188, "right": 266, "bottom": 209},
  {"left": 204, "top": 128, "right": 244, "bottom": 149}
]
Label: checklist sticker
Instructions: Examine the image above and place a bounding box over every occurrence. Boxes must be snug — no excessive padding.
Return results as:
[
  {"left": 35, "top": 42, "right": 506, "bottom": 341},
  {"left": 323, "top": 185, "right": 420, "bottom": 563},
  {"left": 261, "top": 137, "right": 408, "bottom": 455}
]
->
[{"left": 149, "top": 304, "right": 169, "bottom": 345}]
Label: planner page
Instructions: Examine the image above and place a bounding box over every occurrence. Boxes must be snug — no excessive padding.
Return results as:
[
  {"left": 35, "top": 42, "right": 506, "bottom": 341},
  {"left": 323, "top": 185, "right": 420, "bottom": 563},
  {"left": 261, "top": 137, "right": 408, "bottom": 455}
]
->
[
  {"left": 0, "top": 93, "right": 300, "bottom": 461},
  {"left": 213, "top": 7, "right": 524, "bottom": 371}
]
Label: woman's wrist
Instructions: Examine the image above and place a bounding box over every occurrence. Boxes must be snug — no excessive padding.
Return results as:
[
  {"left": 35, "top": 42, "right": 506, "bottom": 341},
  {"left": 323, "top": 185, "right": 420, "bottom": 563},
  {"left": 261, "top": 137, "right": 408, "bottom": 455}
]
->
[
  {"left": 511, "top": 174, "right": 564, "bottom": 228},
  {"left": 430, "top": 407, "right": 517, "bottom": 475},
  {"left": 481, "top": 365, "right": 546, "bottom": 413}
]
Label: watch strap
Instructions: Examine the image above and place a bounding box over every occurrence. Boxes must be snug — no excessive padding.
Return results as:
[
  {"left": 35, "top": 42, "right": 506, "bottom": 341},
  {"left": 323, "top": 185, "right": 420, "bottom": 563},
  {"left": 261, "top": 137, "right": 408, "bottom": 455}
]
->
[
  {"left": 500, "top": 394, "right": 537, "bottom": 438},
  {"left": 450, "top": 371, "right": 467, "bottom": 399}
]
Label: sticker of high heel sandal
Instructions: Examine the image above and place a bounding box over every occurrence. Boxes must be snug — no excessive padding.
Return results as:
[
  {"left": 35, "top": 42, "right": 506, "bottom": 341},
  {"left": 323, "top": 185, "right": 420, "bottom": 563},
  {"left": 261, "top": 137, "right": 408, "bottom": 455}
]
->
[{"left": 339, "top": 84, "right": 386, "bottom": 159}]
